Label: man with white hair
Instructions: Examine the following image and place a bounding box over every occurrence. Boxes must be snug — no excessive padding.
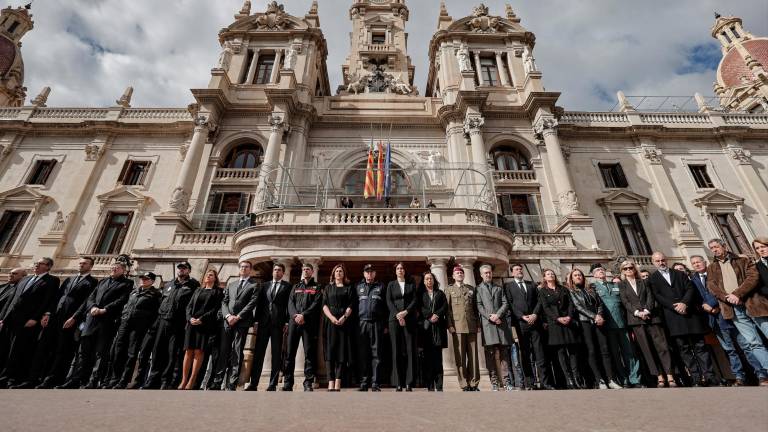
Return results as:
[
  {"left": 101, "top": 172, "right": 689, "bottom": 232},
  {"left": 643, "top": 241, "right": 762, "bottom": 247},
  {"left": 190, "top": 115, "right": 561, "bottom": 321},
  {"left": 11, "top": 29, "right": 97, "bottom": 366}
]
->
[{"left": 475, "top": 264, "right": 513, "bottom": 391}]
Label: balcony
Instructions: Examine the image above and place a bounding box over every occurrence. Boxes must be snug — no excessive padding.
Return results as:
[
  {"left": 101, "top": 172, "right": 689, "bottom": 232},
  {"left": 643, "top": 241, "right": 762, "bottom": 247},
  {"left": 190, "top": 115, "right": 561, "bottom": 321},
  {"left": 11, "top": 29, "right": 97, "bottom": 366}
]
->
[
  {"left": 212, "top": 168, "right": 260, "bottom": 184},
  {"left": 190, "top": 213, "right": 251, "bottom": 233},
  {"left": 498, "top": 214, "right": 559, "bottom": 234},
  {"left": 361, "top": 43, "right": 396, "bottom": 54},
  {"left": 492, "top": 170, "right": 537, "bottom": 185}
]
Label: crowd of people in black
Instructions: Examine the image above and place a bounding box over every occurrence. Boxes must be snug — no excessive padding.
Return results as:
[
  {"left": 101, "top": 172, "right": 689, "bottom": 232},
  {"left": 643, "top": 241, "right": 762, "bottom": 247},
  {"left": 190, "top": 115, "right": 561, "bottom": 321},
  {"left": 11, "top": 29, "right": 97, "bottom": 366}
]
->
[{"left": 1, "top": 237, "right": 768, "bottom": 392}]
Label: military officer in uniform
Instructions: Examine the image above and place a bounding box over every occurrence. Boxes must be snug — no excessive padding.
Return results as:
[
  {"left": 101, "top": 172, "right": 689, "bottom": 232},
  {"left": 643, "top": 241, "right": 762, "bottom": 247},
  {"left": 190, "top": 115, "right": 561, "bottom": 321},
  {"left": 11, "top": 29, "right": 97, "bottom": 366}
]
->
[
  {"left": 446, "top": 265, "right": 480, "bottom": 391},
  {"left": 284, "top": 262, "right": 322, "bottom": 391},
  {"left": 356, "top": 264, "right": 387, "bottom": 391}
]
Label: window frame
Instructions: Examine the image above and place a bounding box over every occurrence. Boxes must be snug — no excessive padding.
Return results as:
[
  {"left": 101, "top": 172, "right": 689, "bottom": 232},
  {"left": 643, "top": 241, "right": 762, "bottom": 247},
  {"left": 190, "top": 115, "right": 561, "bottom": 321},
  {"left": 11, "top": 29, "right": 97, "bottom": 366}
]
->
[
  {"left": 93, "top": 211, "right": 133, "bottom": 255},
  {"left": 711, "top": 213, "right": 750, "bottom": 255},
  {"left": 118, "top": 160, "right": 151, "bottom": 186},
  {"left": 479, "top": 57, "right": 500, "bottom": 87},
  {"left": 0, "top": 210, "right": 30, "bottom": 253},
  {"left": 614, "top": 212, "right": 653, "bottom": 256},
  {"left": 254, "top": 54, "right": 276, "bottom": 85},
  {"left": 598, "top": 162, "right": 629, "bottom": 189},
  {"left": 688, "top": 164, "right": 715, "bottom": 189},
  {"left": 25, "top": 159, "right": 57, "bottom": 186}
]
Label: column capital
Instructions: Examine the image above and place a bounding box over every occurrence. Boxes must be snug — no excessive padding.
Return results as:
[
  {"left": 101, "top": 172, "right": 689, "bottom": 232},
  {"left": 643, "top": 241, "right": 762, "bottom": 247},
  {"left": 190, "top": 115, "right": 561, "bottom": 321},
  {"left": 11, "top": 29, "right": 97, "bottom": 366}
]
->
[
  {"left": 194, "top": 113, "right": 216, "bottom": 132},
  {"left": 299, "top": 257, "right": 322, "bottom": 267},
  {"left": 533, "top": 116, "right": 558, "bottom": 138},
  {"left": 463, "top": 115, "right": 485, "bottom": 136},
  {"left": 268, "top": 112, "right": 287, "bottom": 132},
  {"left": 427, "top": 256, "right": 451, "bottom": 266},
  {"left": 725, "top": 144, "right": 752, "bottom": 165}
]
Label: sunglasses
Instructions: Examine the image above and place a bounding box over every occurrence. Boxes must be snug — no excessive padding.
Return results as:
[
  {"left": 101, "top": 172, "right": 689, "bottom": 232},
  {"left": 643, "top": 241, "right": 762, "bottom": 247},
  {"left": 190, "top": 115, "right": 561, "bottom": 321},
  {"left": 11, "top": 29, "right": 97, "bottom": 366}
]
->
[{"left": 622, "top": 267, "right": 634, "bottom": 270}]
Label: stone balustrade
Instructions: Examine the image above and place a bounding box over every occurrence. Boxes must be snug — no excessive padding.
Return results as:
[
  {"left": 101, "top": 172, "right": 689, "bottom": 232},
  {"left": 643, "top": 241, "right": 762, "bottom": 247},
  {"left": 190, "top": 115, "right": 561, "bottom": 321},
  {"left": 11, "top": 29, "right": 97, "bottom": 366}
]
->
[
  {"left": 213, "top": 168, "right": 260, "bottom": 182},
  {"left": 362, "top": 43, "right": 395, "bottom": 53},
  {"left": 319, "top": 209, "right": 431, "bottom": 225},
  {"left": 511, "top": 233, "right": 576, "bottom": 250},
  {"left": 31, "top": 108, "right": 110, "bottom": 120},
  {"left": 175, "top": 232, "right": 233, "bottom": 246},
  {"left": 560, "top": 110, "right": 768, "bottom": 128},
  {"left": 492, "top": 170, "right": 537, "bottom": 183}
]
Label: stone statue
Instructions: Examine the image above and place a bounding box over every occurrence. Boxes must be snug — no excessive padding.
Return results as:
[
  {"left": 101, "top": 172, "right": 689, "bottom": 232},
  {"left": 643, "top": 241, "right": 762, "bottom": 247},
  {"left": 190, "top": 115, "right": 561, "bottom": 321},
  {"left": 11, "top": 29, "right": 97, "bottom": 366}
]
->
[
  {"left": 284, "top": 46, "right": 298, "bottom": 70},
  {"left": 558, "top": 190, "right": 580, "bottom": 216},
  {"left": 116, "top": 86, "right": 133, "bottom": 108},
  {"left": 216, "top": 41, "right": 234, "bottom": 71},
  {"left": 389, "top": 75, "right": 413, "bottom": 95},
  {"left": 31, "top": 86, "right": 50, "bottom": 107},
  {"left": 51, "top": 211, "right": 66, "bottom": 232},
  {"left": 456, "top": 43, "right": 472, "bottom": 72},
  {"left": 523, "top": 46, "right": 537, "bottom": 74},
  {"left": 239, "top": 0, "right": 251, "bottom": 16},
  {"left": 169, "top": 187, "right": 190, "bottom": 213},
  {"left": 345, "top": 73, "right": 367, "bottom": 95}
]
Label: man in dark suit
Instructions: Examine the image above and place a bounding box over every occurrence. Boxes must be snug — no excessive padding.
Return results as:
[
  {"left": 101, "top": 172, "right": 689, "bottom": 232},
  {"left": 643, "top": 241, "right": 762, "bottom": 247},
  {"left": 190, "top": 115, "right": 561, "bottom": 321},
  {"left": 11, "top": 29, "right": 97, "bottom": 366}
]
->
[
  {"left": 214, "top": 260, "right": 260, "bottom": 391},
  {"left": 0, "top": 257, "right": 60, "bottom": 388},
  {"left": 283, "top": 262, "right": 322, "bottom": 391},
  {"left": 756, "top": 237, "right": 768, "bottom": 298},
  {"left": 503, "top": 263, "right": 550, "bottom": 390},
  {"left": 0, "top": 268, "right": 27, "bottom": 375},
  {"left": 648, "top": 252, "right": 715, "bottom": 386},
  {"left": 144, "top": 261, "right": 199, "bottom": 389},
  {"left": 58, "top": 259, "right": 132, "bottom": 389},
  {"left": 32, "top": 257, "right": 98, "bottom": 388},
  {"left": 247, "top": 262, "right": 291, "bottom": 391}
]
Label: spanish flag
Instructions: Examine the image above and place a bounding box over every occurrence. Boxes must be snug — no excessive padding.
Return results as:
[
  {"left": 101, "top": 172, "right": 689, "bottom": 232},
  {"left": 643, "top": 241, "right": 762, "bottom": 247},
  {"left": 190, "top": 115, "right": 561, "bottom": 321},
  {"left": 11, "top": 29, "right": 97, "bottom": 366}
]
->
[
  {"left": 364, "top": 142, "right": 375, "bottom": 199},
  {"left": 376, "top": 141, "right": 385, "bottom": 200}
]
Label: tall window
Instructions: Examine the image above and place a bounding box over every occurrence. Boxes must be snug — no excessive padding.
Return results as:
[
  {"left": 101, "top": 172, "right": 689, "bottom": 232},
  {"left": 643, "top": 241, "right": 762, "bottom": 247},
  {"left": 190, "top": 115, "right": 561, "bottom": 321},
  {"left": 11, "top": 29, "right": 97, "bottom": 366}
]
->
[
  {"left": 94, "top": 212, "right": 133, "bottom": 255},
  {"left": 598, "top": 163, "right": 628, "bottom": 188},
  {"left": 225, "top": 145, "right": 262, "bottom": 169},
  {"left": 118, "top": 160, "right": 151, "bottom": 186},
  {"left": 0, "top": 210, "right": 29, "bottom": 253},
  {"left": 615, "top": 213, "right": 652, "bottom": 256},
  {"left": 371, "top": 33, "right": 386, "bottom": 44},
  {"left": 7, "top": 21, "right": 19, "bottom": 34},
  {"left": 493, "top": 148, "right": 530, "bottom": 171},
  {"left": 712, "top": 213, "right": 750, "bottom": 254},
  {"left": 254, "top": 54, "right": 276, "bottom": 84},
  {"left": 26, "top": 160, "right": 57, "bottom": 185},
  {"left": 689, "top": 165, "right": 714, "bottom": 188},
  {"left": 240, "top": 50, "right": 255, "bottom": 84},
  {"left": 498, "top": 194, "right": 542, "bottom": 233},
  {"left": 479, "top": 57, "right": 500, "bottom": 87},
  {"left": 721, "top": 32, "right": 732, "bottom": 44},
  {"left": 208, "top": 192, "right": 251, "bottom": 214}
]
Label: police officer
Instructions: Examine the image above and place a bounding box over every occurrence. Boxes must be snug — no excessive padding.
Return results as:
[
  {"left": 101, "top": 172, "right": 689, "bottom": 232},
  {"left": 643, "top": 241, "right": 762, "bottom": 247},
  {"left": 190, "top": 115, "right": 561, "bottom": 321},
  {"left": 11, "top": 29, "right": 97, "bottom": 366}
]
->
[
  {"left": 106, "top": 272, "right": 161, "bottom": 389},
  {"left": 144, "top": 261, "right": 199, "bottom": 389},
  {"left": 356, "top": 264, "right": 387, "bottom": 392},
  {"left": 283, "top": 262, "right": 322, "bottom": 391}
]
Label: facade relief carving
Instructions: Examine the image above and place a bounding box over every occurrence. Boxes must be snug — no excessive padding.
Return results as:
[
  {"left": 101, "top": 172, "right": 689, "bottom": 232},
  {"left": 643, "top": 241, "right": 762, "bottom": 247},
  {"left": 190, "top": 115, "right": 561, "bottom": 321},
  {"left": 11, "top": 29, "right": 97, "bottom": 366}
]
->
[
  {"left": 726, "top": 145, "right": 752, "bottom": 164},
  {"left": 466, "top": 4, "right": 503, "bottom": 33},
  {"left": 255, "top": 2, "right": 291, "bottom": 31}
]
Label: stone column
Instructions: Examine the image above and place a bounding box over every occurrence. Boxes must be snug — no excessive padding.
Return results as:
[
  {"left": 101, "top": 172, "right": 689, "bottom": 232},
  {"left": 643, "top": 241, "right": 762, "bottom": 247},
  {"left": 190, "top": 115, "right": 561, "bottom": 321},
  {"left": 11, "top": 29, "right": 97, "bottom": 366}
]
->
[
  {"left": 287, "top": 126, "right": 308, "bottom": 190},
  {"left": 270, "top": 50, "right": 283, "bottom": 84},
  {"left": 429, "top": 257, "right": 455, "bottom": 378},
  {"left": 245, "top": 49, "right": 260, "bottom": 84},
  {"left": 533, "top": 116, "right": 582, "bottom": 217},
  {"left": 463, "top": 115, "right": 486, "bottom": 170},
  {"left": 473, "top": 51, "right": 483, "bottom": 85},
  {"left": 253, "top": 112, "right": 286, "bottom": 211},
  {"left": 495, "top": 51, "right": 510, "bottom": 87},
  {"left": 168, "top": 114, "right": 214, "bottom": 214}
]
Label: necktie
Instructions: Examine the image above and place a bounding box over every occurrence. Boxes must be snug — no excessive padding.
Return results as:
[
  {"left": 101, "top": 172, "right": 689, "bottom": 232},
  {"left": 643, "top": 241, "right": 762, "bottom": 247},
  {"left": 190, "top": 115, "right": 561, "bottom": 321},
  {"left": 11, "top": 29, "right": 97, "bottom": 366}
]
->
[
  {"left": 23, "top": 276, "right": 37, "bottom": 293},
  {"left": 271, "top": 281, "right": 277, "bottom": 300},
  {"left": 518, "top": 281, "right": 527, "bottom": 300},
  {"left": 701, "top": 274, "right": 706, "bottom": 286},
  {"left": 72, "top": 276, "right": 81, "bottom": 289},
  {"left": 237, "top": 279, "right": 245, "bottom": 294}
]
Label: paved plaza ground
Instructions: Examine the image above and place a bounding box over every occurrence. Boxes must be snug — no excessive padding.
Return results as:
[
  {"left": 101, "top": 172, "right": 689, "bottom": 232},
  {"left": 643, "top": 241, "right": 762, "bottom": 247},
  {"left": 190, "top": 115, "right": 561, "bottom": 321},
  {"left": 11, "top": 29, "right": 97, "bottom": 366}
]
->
[{"left": 0, "top": 388, "right": 766, "bottom": 431}]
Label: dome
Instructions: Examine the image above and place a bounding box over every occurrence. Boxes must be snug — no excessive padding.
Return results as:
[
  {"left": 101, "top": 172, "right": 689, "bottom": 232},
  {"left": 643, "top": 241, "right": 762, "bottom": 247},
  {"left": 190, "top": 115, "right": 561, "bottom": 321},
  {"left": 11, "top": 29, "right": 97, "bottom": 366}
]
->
[
  {"left": 717, "top": 38, "right": 768, "bottom": 88},
  {"left": 0, "top": 36, "right": 16, "bottom": 76}
]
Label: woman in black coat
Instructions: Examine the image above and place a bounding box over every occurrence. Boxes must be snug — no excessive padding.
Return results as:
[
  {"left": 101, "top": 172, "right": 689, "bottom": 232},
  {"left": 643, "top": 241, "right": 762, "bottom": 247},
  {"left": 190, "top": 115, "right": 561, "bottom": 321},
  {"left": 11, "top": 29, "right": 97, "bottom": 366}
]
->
[
  {"left": 538, "top": 269, "right": 583, "bottom": 389},
  {"left": 179, "top": 269, "right": 223, "bottom": 390},
  {"left": 323, "top": 263, "right": 355, "bottom": 392},
  {"left": 418, "top": 271, "right": 448, "bottom": 391},
  {"left": 386, "top": 262, "right": 418, "bottom": 391}
]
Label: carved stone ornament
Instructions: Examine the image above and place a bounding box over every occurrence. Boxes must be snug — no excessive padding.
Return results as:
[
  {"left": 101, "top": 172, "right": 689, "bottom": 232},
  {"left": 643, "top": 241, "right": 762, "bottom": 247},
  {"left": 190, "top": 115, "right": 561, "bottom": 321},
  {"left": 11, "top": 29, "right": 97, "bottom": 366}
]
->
[
  {"left": 178, "top": 142, "right": 190, "bottom": 162},
  {"left": 726, "top": 146, "right": 752, "bottom": 164},
  {"left": 168, "top": 186, "right": 190, "bottom": 213},
  {"left": 31, "top": 86, "right": 51, "bottom": 107},
  {"left": 343, "top": 65, "right": 416, "bottom": 96},
  {"left": 268, "top": 112, "right": 286, "bottom": 131},
  {"left": 467, "top": 3, "right": 503, "bottom": 33},
  {"left": 116, "top": 86, "right": 133, "bottom": 108},
  {"left": 456, "top": 43, "right": 472, "bottom": 72},
  {"left": 534, "top": 117, "right": 558, "bottom": 139},
  {"left": 523, "top": 46, "right": 538, "bottom": 74},
  {"left": 50, "top": 211, "right": 66, "bottom": 232},
  {"left": 474, "top": 188, "right": 496, "bottom": 212},
  {"left": 194, "top": 113, "right": 212, "bottom": 129},
  {"left": 216, "top": 41, "right": 234, "bottom": 71},
  {"left": 284, "top": 46, "right": 298, "bottom": 70},
  {"left": 84, "top": 143, "right": 104, "bottom": 161},
  {"left": 641, "top": 146, "right": 662, "bottom": 164},
  {"left": 255, "top": 2, "right": 290, "bottom": 31},
  {"left": 558, "top": 190, "right": 581, "bottom": 215},
  {"left": 239, "top": 0, "right": 251, "bottom": 17},
  {"left": 463, "top": 115, "right": 485, "bottom": 135}
]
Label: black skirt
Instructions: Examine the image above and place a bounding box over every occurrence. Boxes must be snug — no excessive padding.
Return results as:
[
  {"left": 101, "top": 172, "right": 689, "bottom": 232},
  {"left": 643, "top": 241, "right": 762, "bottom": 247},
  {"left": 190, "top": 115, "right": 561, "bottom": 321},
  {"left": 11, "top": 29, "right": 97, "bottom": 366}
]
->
[{"left": 184, "top": 324, "right": 210, "bottom": 350}]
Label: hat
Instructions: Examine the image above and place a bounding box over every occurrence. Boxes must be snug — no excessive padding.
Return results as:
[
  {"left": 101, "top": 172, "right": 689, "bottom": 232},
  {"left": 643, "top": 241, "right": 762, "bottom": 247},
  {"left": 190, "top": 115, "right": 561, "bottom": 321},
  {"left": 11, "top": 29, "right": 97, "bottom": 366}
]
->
[
  {"left": 363, "top": 264, "right": 375, "bottom": 272},
  {"left": 452, "top": 266, "right": 464, "bottom": 274},
  {"left": 589, "top": 263, "right": 605, "bottom": 274},
  {"left": 139, "top": 272, "right": 157, "bottom": 281},
  {"left": 177, "top": 261, "right": 192, "bottom": 270}
]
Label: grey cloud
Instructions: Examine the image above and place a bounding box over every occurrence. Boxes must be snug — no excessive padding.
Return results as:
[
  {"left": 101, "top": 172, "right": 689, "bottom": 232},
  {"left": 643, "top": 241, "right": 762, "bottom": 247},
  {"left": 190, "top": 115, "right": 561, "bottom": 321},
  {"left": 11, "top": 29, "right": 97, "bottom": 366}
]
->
[{"left": 19, "top": 0, "right": 768, "bottom": 110}]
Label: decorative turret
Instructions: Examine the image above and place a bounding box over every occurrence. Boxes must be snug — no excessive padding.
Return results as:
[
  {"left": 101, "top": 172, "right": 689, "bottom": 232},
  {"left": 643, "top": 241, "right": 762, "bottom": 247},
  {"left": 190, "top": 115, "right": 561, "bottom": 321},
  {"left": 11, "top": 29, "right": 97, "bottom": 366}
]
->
[{"left": 0, "top": 4, "right": 34, "bottom": 107}]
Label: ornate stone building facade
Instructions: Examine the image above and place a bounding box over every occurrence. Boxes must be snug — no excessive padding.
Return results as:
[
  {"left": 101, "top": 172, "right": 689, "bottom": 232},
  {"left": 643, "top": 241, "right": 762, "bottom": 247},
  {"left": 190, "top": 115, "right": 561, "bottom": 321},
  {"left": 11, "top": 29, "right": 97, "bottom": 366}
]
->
[{"left": 0, "top": 1, "right": 766, "bottom": 290}]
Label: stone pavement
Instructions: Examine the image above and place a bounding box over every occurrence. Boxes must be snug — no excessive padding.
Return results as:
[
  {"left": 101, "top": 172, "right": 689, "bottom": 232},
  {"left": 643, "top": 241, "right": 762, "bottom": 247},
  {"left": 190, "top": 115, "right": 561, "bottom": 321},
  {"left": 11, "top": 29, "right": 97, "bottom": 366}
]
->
[{"left": 0, "top": 388, "right": 766, "bottom": 432}]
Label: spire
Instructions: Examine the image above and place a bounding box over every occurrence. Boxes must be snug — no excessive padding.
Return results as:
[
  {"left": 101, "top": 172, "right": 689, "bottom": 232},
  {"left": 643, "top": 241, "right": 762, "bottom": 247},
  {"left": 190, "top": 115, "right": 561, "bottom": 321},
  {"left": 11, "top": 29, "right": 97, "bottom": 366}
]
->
[
  {"left": 235, "top": 0, "right": 251, "bottom": 20},
  {"left": 437, "top": 1, "right": 452, "bottom": 30},
  {"left": 505, "top": 4, "right": 521, "bottom": 23},
  {"left": 116, "top": 86, "right": 133, "bottom": 108}
]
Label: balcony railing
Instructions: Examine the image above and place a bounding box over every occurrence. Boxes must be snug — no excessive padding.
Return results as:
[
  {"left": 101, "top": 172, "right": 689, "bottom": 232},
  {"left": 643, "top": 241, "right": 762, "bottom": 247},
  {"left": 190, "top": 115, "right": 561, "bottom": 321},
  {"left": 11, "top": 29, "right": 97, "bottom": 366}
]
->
[
  {"left": 213, "top": 168, "right": 260, "bottom": 182},
  {"left": 190, "top": 213, "right": 251, "bottom": 233},
  {"left": 361, "top": 43, "right": 396, "bottom": 53},
  {"left": 498, "top": 214, "right": 559, "bottom": 234},
  {"left": 492, "top": 170, "right": 537, "bottom": 183}
]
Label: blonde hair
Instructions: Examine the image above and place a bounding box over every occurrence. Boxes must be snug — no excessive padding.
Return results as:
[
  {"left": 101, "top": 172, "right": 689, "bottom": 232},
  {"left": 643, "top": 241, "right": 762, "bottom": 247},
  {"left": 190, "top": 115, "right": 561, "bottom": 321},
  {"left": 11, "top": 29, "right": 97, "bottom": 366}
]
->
[
  {"left": 619, "top": 260, "right": 639, "bottom": 280},
  {"left": 752, "top": 237, "right": 768, "bottom": 261}
]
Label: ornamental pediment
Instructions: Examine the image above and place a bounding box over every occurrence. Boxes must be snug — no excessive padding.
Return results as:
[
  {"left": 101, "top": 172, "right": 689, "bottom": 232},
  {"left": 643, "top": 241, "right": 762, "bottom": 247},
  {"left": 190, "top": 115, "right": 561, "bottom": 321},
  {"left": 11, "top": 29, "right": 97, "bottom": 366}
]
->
[
  {"left": 692, "top": 189, "right": 745, "bottom": 207},
  {"left": 0, "top": 185, "right": 51, "bottom": 206},
  {"left": 225, "top": 2, "right": 307, "bottom": 33},
  {"left": 447, "top": 4, "right": 525, "bottom": 34},
  {"left": 96, "top": 186, "right": 150, "bottom": 210},
  {"left": 596, "top": 190, "right": 649, "bottom": 215}
]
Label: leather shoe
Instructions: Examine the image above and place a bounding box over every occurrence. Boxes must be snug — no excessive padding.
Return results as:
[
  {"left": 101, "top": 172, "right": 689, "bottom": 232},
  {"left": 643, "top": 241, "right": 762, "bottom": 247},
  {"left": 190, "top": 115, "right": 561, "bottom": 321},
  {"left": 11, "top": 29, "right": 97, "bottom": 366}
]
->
[
  {"left": 83, "top": 381, "right": 99, "bottom": 390},
  {"left": 405, "top": 386, "right": 413, "bottom": 392},
  {"left": 266, "top": 386, "right": 277, "bottom": 391},
  {"left": 35, "top": 382, "right": 53, "bottom": 390},
  {"left": 281, "top": 386, "right": 293, "bottom": 391},
  {"left": 303, "top": 386, "right": 313, "bottom": 392},
  {"left": 461, "top": 386, "right": 470, "bottom": 391},
  {"left": 358, "top": 385, "right": 368, "bottom": 392},
  {"left": 395, "top": 386, "right": 403, "bottom": 392},
  {"left": 10, "top": 381, "right": 36, "bottom": 389},
  {"left": 371, "top": 385, "right": 381, "bottom": 392},
  {"left": 55, "top": 380, "right": 80, "bottom": 390}
]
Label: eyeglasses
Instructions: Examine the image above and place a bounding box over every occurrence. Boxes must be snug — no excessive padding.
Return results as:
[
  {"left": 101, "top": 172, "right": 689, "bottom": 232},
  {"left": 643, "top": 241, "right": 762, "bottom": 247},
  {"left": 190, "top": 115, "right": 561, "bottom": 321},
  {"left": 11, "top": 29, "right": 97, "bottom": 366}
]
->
[{"left": 622, "top": 267, "right": 634, "bottom": 271}]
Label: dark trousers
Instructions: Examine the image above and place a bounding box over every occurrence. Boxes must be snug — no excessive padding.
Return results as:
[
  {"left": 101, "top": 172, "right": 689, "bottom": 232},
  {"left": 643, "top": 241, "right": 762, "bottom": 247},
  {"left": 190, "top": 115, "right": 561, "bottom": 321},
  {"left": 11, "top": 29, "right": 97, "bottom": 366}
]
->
[
  {"left": 554, "top": 344, "right": 580, "bottom": 383},
  {"left": 40, "top": 326, "right": 78, "bottom": 386},
  {"left": 283, "top": 321, "right": 318, "bottom": 389},
  {"left": 215, "top": 325, "right": 249, "bottom": 390},
  {"left": 0, "top": 327, "right": 11, "bottom": 377},
  {"left": 250, "top": 321, "right": 284, "bottom": 389},
  {"left": 674, "top": 334, "right": 714, "bottom": 383},
  {"left": 517, "top": 324, "right": 550, "bottom": 387},
  {"left": 199, "top": 329, "right": 222, "bottom": 389},
  {"left": 632, "top": 324, "right": 672, "bottom": 376},
  {"left": 486, "top": 344, "right": 511, "bottom": 387},
  {"left": 357, "top": 320, "right": 384, "bottom": 387},
  {"left": 27, "top": 326, "right": 57, "bottom": 384},
  {"left": 73, "top": 325, "right": 118, "bottom": 385},
  {"left": 132, "top": 322, "right": 157, "bottom": 387},
  {"left": 422, "top": 343, "right": 443, "bottom": 390},
  {"left": 388, "top": 320, "right": 416, "bottom": 387},
  {"left": 108, "top": 320, "right": 151, "bottom": 387},
  {"left": 580, "top": 321, "right": 613, "bottom": 383},
  {"left": 145, "top": 318, "right": 184, "bottom": 388},
  {"left": 0, "top": 326, "right": 39, "bottom": 385}
]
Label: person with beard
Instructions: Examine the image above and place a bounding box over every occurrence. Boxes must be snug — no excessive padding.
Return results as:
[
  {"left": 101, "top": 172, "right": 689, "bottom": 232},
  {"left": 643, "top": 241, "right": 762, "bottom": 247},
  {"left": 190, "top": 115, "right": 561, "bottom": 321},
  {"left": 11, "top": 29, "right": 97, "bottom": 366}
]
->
[
  {"left": 0, "top": 257, "right": 60, "bottom": 389},
  {"left": 105, "top": 272, "right": 161, "bottom": 389},
  {"left": 144, "top": 261, "right": 199, "bottom": 389},
  {"left": 35, "top": 258, "right": 98, "bottom": 389},
  {"left": 283, "top": 263, "right": 322, "bottom": 391},
  {"left": 57, "top": 259, "right": 132, "bottom": 389}
]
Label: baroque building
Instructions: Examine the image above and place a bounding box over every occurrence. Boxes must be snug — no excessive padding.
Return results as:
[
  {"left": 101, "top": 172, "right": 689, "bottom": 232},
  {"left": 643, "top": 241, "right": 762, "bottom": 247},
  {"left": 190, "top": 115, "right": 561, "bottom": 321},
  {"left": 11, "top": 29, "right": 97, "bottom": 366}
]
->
[{"left": 0, "top": 1, "right": 767, "bottom": 289}]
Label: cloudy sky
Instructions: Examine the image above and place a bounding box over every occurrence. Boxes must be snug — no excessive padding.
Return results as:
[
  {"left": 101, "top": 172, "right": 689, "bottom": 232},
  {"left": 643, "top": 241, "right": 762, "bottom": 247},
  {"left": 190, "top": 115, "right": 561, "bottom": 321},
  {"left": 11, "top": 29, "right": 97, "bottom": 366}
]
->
[{"left": 16, "top": 0, "right": 768, "bottom": 110}]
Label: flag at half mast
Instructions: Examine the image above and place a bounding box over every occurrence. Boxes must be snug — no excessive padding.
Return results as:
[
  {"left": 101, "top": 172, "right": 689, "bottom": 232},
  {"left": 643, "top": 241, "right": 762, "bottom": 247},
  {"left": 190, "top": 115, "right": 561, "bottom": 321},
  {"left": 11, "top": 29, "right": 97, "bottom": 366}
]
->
[
  {"left": 376, "top": 141, "right": 385, "bottom": 200},
  {"left": 363, "top": 139, "right": 375, "bottom": 199}
]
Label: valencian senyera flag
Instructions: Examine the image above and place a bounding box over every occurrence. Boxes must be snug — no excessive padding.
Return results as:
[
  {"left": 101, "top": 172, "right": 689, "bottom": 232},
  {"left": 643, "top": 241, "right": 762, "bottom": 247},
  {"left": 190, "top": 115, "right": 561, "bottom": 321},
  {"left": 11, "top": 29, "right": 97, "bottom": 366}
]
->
[
  {"left": 376, "top": 141, "right": 385, "bottom": 200},
  {"left": 364, "top": 141, "right": 375, "bottom": 199},
  {"left": 384, "top": 140, "right": 392, "bottom": 199}
]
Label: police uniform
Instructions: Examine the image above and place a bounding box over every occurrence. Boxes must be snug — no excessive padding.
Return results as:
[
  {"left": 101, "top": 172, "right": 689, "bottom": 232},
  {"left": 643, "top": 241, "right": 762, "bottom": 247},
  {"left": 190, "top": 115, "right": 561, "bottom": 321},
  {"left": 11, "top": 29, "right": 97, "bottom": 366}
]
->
[
  {"left": 356, "top": 276, "right": 386, "bottom": 390},
  {"left": 283, "top": 277, "right": 322, "bottom": 390}
]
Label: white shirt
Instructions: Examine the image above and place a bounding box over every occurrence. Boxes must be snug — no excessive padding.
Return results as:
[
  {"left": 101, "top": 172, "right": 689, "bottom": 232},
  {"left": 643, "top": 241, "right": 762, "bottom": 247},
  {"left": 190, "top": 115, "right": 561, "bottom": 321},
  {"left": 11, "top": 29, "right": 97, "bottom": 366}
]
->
[
  {"left": 628, "top": 278, "right": 638, "bottom": 296},
  {"left": 659, "top": 268, "right": 671, "bottom": 285}
]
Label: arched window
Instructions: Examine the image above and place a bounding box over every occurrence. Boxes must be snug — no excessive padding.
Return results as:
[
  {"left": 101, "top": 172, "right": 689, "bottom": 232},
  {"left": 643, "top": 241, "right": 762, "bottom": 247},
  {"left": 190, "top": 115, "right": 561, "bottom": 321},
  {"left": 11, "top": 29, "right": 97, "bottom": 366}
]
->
[
  {"left": 342, "top": 162, "right": 412, "bottom": 208},
  {"left": 224, "top": 144, "right": 263, "bottom": 169},
  {"left": 492, "top": 147, "right": 531, "bottom": 171}
]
